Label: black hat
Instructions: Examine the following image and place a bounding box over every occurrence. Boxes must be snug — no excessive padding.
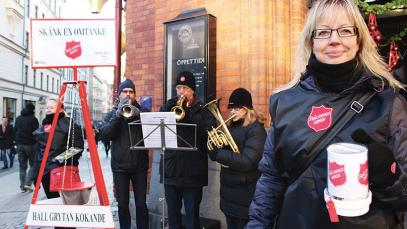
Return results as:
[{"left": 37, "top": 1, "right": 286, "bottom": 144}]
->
[
  {"left": 118, "top": 79, "right": 135, "bottom": 93},
  {"left": 228, "top": 88, "right": 253, "bottom": 109},
  {"left": 176, "top": 71, "right": 195, "bottom": 91},
  {"left": 26, "top": 103, "right": 35, "bottom": 111}
]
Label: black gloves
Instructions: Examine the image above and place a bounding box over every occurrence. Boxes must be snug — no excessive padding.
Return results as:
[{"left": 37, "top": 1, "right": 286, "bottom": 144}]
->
[
  {"left": 208, "top": 148, "right": 218, "bottom": 161},
  {"left": 116, "top": 97, "right": 129, "bottom": 117},
  {"left": 351, "top": 129, "right": 400, "bottom": 189}
]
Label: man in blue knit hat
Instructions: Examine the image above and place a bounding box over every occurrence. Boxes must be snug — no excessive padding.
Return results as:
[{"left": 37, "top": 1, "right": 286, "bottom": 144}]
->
[{"left": 99, "top": 78, "right": 149, "bottom": 229}]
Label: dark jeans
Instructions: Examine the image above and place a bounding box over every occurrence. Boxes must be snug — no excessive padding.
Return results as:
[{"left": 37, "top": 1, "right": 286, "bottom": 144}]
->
[
  {"left": 17, "top": 144, "right": 35, "bottom": 189},
  {"left": 226, "top": 215, "right": 248, "bottom": 229},
  {"left": 41, "top": 172, "right": 60, "bottom": 199},
  {"left": 113, "top": 171, "right": 149, "bottom": 229},
  {"left": 1, "top": 148, "right": 13, "bottom": 168},
  {"left": 164, "top": 185, "right": 203, "bottom": 229},
  {"left": 103, "top": 141, "right": 110, "bottom": 157}
]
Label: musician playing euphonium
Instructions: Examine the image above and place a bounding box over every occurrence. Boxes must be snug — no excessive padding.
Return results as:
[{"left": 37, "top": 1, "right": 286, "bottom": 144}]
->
[
  {"left": 208, "top": 88, "right": 266, "bottom": 229},
  {"left": 159, "top": 71, "right": 215, "bottom": 229}
]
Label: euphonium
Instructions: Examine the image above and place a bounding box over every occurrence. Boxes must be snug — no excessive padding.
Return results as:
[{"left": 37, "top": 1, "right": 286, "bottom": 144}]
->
[
  {"left": 204, "top": 99, "right": 240, "bottom": 153},
  {"left": 170, "top": 95, "right": 186, "bottom": 121}
]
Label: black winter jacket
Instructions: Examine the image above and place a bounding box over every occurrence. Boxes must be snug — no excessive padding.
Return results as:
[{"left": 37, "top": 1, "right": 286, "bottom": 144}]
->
[
  {"left": 159, "top": 96, "right": 216, "bottom": 187},
  {"left": 99, "top": 100, "right": 149, "bottom": 173},
  {"left": 15, "top": 108, "right": 39, "bottom": 145},
  {"left": 210, "top": 120, "right": 266, "bottom": 219},
  {"left": 33, "top": 113, "right": 84, "bottom": 175},
  {"left": 247, "top": 74, "right": 407, "bottom": 229},
  {"left": 0, "top": 124, "right": 14, "bottom": 149}
]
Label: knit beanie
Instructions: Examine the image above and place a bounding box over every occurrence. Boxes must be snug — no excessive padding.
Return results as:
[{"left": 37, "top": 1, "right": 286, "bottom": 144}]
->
[
  {"left": 176, "top": 71, "right": 196, "bottom": 91},
  {"left": 26, "top": 103, "right": 35, "bottom": 111},
  {"left": 228, "top": 88, "right": 253, "bottom": 109},
  {"left": 118, "top": 79, "right": 135, "bottom": 93}
]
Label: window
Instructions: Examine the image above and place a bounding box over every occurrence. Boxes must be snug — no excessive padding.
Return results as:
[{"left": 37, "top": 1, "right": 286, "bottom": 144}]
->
[
  {"left": 3, "top": 97, "right": 17, "bottom": 125},
  {"left": 52, "top": 78, "right": 55, "bottom": 92},
  {"left": 33, "top": 69, "right": 36, "bottom": 87},
  {"left": 40, "top": 72, "right": 43, "bottom": 89},
  {"left": 26, "top": 2, "right": 30, "bottom": 18},
  {"left": 24, "top": 65, "right": 28, "bottom": 85},
  {"left": 25, "top": 31, "right": 29, "bottom": 48},
  {"left": 47, "top": 75, "right": 49, "bottom": 91},
  {"left": 42, "top": 13, "right": 45, "bottom": 19},
  {"left": 35, "top": 5, "right": 38, "bottom": 18}
]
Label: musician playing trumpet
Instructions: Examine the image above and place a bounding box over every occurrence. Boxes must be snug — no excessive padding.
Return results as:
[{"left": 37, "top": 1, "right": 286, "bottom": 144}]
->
[
  {"left": 208, "top": 88, "right": 266, "bottom": 229},
  {"left": 159, "top": 71, "right": 215, "bottom": 229},
  {"left": 99, "top": 79, "right": 149, "bottom": 229}
]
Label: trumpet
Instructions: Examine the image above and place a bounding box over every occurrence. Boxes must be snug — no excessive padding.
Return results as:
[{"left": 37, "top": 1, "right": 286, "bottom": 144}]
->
[
  {"left": 121, "top": 104, "right": 140, "bottom": 118},
  {"left": 204, "top": 99, "right": 240, "bottom": 153},
  {"left": 170, "top": 95, "right": 187, "bottom": 121}
]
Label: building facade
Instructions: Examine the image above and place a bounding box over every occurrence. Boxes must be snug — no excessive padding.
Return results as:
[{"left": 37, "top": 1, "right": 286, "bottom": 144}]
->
[
  {"left": 0, "top": 0, "right": 111, "bottom": 125},
  {"left": 125, "top": 0, "right": 308, "bottom": 124},
  {"left": 0, "top": 0, "right": 64, "bottom": 124}
]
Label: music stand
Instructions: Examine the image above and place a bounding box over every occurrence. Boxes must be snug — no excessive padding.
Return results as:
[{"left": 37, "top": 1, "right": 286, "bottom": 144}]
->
[{"left": 128, "top": 118, "right": 197, "bottom": 229}]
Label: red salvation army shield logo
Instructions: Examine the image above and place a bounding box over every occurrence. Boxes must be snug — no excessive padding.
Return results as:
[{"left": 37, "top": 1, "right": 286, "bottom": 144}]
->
[
  {"left": 65, "top": 40, "right": 82, "bottom": 59},
  {"left": 329, "top": 161, "right": 346, "bottom": 187},
  {"left": 307, "top": 105, "right": 333, "bottom": 132},
  {"left": 358, "top": 161, "right": 368, "bottom": 185}
]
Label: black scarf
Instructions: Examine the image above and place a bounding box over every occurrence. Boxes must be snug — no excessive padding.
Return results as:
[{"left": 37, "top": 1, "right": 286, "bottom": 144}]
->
[
  {"left": 42, "top": 112, "right": 65, "bottom": 125},
  {"left": 307, "top": 55, "right": 363, "bottom": 93}
]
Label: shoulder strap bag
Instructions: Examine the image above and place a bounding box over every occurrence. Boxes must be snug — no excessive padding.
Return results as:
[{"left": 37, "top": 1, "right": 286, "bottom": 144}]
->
[{"left": 287, "top": 91, "right": 377, "bottom": 185}]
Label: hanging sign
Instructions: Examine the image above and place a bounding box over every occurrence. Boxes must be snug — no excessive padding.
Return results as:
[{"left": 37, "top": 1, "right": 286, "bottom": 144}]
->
[
  {"left": 30, "top": 19, "right": 117, "bottom": 68},
  {"left": 26, "top": 204, "right": 114, "bottom": 228}
]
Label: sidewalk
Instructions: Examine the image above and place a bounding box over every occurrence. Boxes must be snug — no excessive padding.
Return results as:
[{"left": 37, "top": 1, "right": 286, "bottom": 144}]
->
[{"left": 0, "top": 143, "right": 120, "bottom": 229}]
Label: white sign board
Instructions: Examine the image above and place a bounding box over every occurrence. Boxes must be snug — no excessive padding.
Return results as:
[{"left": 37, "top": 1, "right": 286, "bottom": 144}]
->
[
  {"left": 140, "top": 112, "right": 178, "bottom": 148},
  {"left": 30, "top": 19, "right": 116, "bottom": 68},
  {"left": 26, "top": 204, "right": 114, "bottom": 228}
]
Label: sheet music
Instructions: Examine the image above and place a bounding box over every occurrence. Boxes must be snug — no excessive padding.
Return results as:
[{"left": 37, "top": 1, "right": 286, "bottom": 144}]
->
[{"left": 140, "top": 112, "right": 177, "bottom": 148}]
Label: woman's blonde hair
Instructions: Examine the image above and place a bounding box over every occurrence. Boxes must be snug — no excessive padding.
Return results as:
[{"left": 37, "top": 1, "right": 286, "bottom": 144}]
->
[{"left": 285, "top": 0, "right": 403, "bottom": 90}]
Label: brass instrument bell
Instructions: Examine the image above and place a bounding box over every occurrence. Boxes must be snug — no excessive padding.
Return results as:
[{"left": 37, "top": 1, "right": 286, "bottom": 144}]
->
[
  {"left": 170, "top": 95, "right": 187, "bottom": 121},
  {"left": 204, "top": 99, "right": 240, "bottom": 153},
  {"left": 121, "top": 104, "right": 140, "bottom": 118}
]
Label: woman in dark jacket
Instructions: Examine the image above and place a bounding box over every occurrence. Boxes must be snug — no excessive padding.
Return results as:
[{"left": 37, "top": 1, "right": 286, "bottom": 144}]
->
[
  {"left": 247, "top": 1, "right": 407, "bottom": 228},
  {"left": 33, "top": 99, "right": 83, "bottom": 199},
  {"left": 0, "top": 116, "right": 15, "bottom": 169},
  {"left": 209, "top": 88, "right": 266, "bottom": 229}
]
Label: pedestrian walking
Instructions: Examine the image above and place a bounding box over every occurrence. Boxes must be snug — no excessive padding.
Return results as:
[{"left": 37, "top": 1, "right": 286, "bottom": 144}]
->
[
  {"left": 15, "top": 103, "right": 39, "bottom": 192},
  {"left": 0, "top": 116, "right": 15, "bottom": 169}
]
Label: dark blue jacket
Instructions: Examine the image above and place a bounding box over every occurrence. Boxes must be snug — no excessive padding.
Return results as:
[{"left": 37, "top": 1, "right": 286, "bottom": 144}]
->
[
  {"left": 99, "top": 100, "right": 149, "bottom": 173},
  {"left": 247, "top": 73, "right": 407, "bottom": 229}
]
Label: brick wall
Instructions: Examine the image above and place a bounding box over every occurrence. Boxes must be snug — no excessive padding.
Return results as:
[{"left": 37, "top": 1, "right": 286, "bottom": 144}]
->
[{"left": 125, "top": 0, "right": 307, "bottom": 125}]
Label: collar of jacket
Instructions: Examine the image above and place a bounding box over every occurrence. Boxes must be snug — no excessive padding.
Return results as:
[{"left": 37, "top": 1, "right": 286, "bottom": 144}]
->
[{"left": 299, "top": 70, "right": 386, "bottom": 95}]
